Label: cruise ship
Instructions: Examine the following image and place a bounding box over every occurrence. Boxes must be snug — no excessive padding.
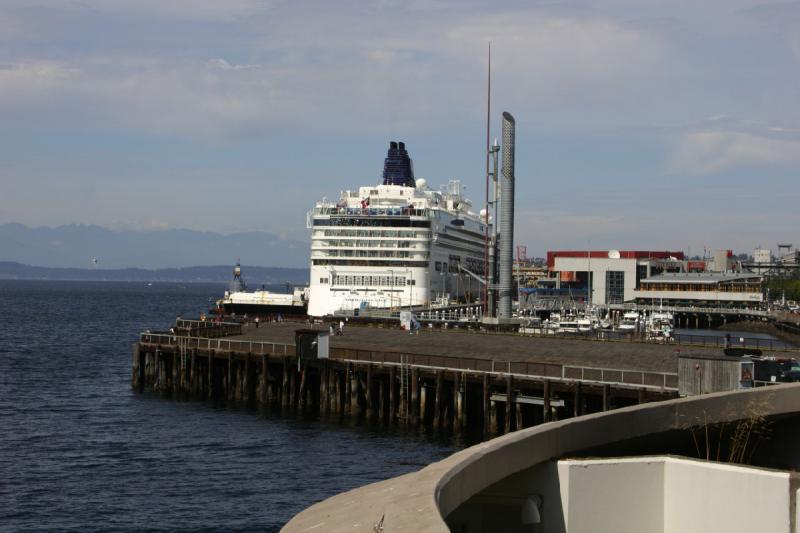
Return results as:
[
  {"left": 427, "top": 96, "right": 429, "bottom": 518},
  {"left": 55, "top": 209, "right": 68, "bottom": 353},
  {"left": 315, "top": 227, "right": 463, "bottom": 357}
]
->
[{"left": 307, "top": 141, "right": 488, "bottom": 317}]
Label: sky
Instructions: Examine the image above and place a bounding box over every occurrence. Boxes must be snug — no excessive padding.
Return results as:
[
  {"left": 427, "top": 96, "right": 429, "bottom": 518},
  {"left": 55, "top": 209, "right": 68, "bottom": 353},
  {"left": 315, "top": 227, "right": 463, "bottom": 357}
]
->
[{"left": 1, "top": 0, "right": 799, "bottom": 262}]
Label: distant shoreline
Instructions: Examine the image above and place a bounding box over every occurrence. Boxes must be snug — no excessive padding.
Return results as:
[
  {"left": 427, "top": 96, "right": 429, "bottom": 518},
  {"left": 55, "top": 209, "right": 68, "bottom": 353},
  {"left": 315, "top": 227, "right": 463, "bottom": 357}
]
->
[
  {"left": 0, "top": 277, "right": 229, "bottom": 284},
  {"left": 0, "top": 262, "right": 309, "bottom": 284}
]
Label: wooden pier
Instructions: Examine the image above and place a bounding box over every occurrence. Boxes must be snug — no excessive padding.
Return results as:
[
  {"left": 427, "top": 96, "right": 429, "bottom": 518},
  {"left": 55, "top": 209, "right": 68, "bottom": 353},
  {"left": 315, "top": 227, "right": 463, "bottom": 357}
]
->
[{"left": 130, "top": 320, "right": 706, "bottom": 436}]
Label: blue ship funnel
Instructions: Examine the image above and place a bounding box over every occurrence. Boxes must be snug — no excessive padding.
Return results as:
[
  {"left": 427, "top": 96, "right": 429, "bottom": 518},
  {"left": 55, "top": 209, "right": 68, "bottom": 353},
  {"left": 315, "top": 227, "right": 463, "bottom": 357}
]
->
[{"left": 382, "top": 141, "right": 415, "bottom": 187}]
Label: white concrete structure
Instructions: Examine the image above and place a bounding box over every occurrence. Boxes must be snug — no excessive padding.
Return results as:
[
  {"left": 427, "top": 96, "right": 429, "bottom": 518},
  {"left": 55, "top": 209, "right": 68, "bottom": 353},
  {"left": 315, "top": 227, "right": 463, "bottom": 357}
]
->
[
  {"left": 551, "top": 256, "right": 643, "bottom": 306},
  {"left": 708, "top": 249, "right": 736, "bottom": 272},
  {"left": 555, "top": 457, "right": 793, "bottom": 533},
  {"left": 284, "top": 384, "right": 800, "bottom": 533},
  {"left": 755, "top": 248, "right": 772, "bottom": 264},
  {"left": 446, "top": 456, "right": 796, "bottom": 533}
]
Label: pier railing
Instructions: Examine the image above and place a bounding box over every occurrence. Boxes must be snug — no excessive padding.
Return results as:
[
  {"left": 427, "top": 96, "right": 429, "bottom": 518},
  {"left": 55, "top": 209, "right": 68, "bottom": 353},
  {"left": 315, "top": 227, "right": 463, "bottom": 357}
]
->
[
  {"left": 139, "top": 333, "right": 295, "bottom": 356},
  {"left": 172, "top": 319, "right": 242, "bottom": 338},
  {"left": 518, "top": 327, "right": 797, "bottom": 352},
  {"left": 139, "top": 333, "right": 677, "bottom": 391},
  {"left": 604, "top": 304, "right": 769, "bottom": 317},
  {"left": 333, "top": 348, "right": 678, "bottom": 391},
  {"left": 672, "top": 332, "right": 794, "bottom": 351}
]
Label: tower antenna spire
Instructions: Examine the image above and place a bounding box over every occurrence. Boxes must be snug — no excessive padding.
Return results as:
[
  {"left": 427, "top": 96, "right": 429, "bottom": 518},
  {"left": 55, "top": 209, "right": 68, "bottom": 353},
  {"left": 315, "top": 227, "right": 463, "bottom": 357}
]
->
[{"left": 483, "top": 41, "right": 491, "bottom": 313}]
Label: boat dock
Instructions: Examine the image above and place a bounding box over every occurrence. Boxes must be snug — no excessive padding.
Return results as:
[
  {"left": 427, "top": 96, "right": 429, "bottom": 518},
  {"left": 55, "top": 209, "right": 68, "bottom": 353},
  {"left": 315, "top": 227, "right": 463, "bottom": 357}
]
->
[{"left": 131, "top": 320, "right": 766, "bottom": 435}]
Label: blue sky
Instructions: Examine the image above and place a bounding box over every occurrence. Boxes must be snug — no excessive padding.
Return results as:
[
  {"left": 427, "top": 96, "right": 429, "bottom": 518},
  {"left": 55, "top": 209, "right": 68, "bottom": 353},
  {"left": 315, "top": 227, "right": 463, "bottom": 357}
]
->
[{"left": 1, "top": 0, "right": 798, "bottom": 261}]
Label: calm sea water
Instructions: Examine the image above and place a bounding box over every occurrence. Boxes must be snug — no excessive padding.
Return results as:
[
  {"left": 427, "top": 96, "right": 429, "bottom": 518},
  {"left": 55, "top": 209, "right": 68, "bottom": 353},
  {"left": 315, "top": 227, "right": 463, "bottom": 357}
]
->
[{"left": 0, "top": 281, "right": 460, "bottom": 532}]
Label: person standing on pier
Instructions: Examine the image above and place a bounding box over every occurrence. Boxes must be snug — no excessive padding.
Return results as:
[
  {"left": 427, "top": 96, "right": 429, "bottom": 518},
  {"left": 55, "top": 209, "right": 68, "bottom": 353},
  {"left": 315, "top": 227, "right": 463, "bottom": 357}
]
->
[
  {"left": 339, "top": 320, "right": 345, "bottom": 335},
  {"left": 255, "top": 316, "right": 260, "bottom": 328}
]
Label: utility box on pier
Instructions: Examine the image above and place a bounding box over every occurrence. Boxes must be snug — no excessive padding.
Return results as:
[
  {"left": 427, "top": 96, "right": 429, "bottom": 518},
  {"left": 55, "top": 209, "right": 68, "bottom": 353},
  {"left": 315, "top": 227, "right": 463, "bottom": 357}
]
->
[{"left": 295, "top": 329, "right": 329, "bottom": 361}]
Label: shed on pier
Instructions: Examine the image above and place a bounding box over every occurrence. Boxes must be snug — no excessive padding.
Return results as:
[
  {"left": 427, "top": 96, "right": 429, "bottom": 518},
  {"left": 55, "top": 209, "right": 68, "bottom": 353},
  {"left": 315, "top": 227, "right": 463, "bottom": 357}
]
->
[
  {"left": 295, "top": 329, "right": 330, "bottom": 361},
  {"left": 678, "top": 353, "right": 754, "bottom": 396}
]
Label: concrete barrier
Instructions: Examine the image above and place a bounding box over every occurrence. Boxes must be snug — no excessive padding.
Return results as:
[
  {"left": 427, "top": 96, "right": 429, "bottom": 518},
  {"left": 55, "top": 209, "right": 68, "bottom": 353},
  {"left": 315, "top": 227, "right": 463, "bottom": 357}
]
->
[{"left": 283, "top": 383, "right": 800, "bottom": 532}]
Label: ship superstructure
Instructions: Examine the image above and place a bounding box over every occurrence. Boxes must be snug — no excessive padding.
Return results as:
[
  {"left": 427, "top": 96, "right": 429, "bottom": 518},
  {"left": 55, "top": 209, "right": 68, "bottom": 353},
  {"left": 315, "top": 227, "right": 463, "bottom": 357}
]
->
[{"left": 308, "top": 141, "right": 488, "bottom": 317}]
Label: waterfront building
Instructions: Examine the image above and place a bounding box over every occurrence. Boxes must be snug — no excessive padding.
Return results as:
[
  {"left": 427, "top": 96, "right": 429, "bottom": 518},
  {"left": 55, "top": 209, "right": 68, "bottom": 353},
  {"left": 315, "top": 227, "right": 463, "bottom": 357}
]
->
[
  {"left": 546, "top": 250, "right": 685, "bottom": 306},
  {"left": 546, "top": 250, "right": 764, "bottom": 308},
  {"left": 633, "top": 272, "right": 764, "bottom": 307}
]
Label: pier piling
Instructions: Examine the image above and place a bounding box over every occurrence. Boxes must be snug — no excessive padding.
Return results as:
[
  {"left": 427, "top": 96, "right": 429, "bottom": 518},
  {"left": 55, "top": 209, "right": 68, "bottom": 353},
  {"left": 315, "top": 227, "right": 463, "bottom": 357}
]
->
[
  {"left": 434, "top": 371, "right": 443, "bottom": 428},
  {"left": 366, "top": 366, "right": 374, "bottom": 418},
  {"left": 389, "top": 366, "right": 396, "bottom": 422},
  {"left": 411, "top": 368, "right": 420, "bottom": 426},
  {"left": 505, "top": 375, "right": 513, "bottom": 434},
  {"left": 543, "top": 380, "right": 551, "bottom": 422},
  {"left": 482, "top": 374, "right": 490, "bottom": 435}
]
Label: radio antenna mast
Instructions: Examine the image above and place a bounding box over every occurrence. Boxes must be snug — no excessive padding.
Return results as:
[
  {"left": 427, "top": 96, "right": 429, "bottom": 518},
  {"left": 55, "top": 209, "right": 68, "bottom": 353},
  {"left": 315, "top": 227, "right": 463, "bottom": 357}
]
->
[{"left": 483, "top": 42, "right": 491, "bottom": 314}]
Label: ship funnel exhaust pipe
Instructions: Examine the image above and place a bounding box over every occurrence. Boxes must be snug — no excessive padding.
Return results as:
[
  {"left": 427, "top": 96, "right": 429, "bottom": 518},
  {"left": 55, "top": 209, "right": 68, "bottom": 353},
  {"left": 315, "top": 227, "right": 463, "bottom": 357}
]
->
[{"left": 498, "top": 112, "right": 515, "bottom": 320}]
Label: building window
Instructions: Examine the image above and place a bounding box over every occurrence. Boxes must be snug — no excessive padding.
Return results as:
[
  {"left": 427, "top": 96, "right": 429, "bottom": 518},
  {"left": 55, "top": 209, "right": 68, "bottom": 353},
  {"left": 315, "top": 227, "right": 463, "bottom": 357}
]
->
[
  {"left": 435, "top": 262, "right": 442, "bottom": 272},
  {"left": 606, "top": 271, "right": 625, "bottom": 304}
]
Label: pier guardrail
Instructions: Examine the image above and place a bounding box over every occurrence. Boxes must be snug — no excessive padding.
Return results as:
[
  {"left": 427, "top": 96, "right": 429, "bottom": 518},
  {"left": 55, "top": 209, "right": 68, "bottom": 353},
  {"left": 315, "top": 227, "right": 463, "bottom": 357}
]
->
[
  {"left": 672, "top": 332, "right": 794, "bottom": 351},
  {"left": 172, "top": 319, "right": 242, "bottom": 338},
  {"left": 603, "top": 304, "right": 769, "bottom": 317},
  {"left": 138, "top": 332, "right": 679, "bottom": 392},
  {"left": 139, "top": 333, "right": 295, "bottom": 356},
  {"left": 518, "top": 327, "right": 797, "bottom": 352},
  {"left": 333, "top": 347, "right": 678, "bottom": 391}
]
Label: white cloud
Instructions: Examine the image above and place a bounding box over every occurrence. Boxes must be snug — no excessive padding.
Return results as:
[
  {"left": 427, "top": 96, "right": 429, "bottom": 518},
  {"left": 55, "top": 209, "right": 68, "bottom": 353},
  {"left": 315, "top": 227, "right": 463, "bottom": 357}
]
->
[
  {"left": 668, "top": 130, "right": 800, "bottom": 176},
  {"left": 441, "top": 12, "right": 665, "bottom": 102},
  {"left": 0, "top": 0, "right": 270, "bottom": 22},
  {"left": 0, "top": 61, "right": 77, "bottom": 95},
  {"left": 0, "top": 5, "right": 668, "bottom": 139}
]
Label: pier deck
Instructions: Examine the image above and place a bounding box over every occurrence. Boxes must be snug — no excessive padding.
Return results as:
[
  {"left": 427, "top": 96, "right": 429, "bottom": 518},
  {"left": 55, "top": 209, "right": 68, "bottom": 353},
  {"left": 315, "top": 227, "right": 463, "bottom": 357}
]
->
[
  {"left": 132, "top": 320, "right": 766, "bottom": 442},
  {"left": 229, "top": 321, "right": 713, "bottom": 374}
]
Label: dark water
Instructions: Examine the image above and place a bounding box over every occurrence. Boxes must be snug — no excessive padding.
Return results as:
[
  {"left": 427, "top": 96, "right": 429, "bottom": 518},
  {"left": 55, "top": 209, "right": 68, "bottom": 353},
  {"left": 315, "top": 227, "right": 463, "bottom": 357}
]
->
[{"left": 0, "top": 281, "right": 460, "bottom": 532}]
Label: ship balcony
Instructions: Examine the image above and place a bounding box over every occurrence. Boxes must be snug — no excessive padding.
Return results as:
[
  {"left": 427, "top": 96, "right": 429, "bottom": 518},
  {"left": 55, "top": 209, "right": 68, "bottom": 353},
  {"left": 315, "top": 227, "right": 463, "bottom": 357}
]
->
[
  {"left": 313, "top": 206, "right": 430, "bottom": 218},
  {"left": 311, "top": 241, "right": 430, "bottom": 251},
  {"left": 310, "top": 249, "right": 429, "bottom": 260},
  {"left": 313, "top": 230, "right": 432, "bottom": 240}
]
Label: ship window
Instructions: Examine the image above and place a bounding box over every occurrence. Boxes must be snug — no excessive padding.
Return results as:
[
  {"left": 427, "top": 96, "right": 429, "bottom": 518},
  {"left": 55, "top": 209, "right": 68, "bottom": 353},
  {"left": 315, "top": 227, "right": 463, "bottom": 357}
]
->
[
  {"left": 320, "top": 277, "right": 328, "bottom": 284},
  {"left": 435, "top": 261, "right": 442, "bottom": 272}
]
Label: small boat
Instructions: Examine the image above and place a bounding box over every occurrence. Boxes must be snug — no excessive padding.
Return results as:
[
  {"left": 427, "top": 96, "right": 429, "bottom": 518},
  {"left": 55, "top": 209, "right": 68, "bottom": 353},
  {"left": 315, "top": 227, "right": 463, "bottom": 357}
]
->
[
  {"left": 216, "top": 262, "right": 309, "bottom": 318},
  {"left": 646, "top": 311, "right": 674, "bottom": 342},
  {"left": 617, "top": 311, "right": 640, "bottom": 332}
]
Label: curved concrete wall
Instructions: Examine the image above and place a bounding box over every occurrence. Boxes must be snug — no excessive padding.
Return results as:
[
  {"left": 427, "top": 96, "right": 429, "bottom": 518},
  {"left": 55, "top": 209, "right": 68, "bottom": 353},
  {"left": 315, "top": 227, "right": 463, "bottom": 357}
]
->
[{"left": 283, "top": 384, "right": 800, "bottom": 532}]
